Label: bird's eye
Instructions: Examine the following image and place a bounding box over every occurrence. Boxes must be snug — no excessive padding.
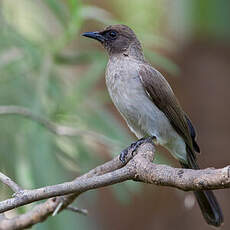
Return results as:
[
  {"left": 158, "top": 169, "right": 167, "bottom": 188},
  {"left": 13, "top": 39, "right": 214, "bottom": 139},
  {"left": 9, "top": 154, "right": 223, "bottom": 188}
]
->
[{"left": 108, "top": 31, "right": 117, "bottom": 39}]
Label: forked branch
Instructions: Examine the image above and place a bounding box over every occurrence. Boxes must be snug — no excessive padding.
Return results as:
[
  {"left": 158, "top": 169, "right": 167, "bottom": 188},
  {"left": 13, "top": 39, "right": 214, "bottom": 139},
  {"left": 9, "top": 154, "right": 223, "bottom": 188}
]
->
[{"left": 0, "top": 142, "right": 229, "bottom": 230}]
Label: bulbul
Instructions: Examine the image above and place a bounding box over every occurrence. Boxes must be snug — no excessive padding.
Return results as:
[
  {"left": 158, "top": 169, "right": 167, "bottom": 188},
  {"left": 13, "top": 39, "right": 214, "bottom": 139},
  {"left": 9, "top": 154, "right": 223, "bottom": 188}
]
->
[{"left": 82, "top": 24, "right": 223, "bottom": 227}]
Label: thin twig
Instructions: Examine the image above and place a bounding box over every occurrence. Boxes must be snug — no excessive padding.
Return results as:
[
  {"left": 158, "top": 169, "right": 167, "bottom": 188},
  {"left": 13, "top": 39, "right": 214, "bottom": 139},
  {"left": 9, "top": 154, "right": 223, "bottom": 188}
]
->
[
  {"left": 0, "top": 105, "right": 118, "bottom": 147},
  {"left": 52, "top": 201, "right": 63, "bottom": 216},
  {"left": 67, "top": 205, "right": 88, "bottom": 216},
  {"left": 0, "top": 172, "right": 22, "bottom": 193}
]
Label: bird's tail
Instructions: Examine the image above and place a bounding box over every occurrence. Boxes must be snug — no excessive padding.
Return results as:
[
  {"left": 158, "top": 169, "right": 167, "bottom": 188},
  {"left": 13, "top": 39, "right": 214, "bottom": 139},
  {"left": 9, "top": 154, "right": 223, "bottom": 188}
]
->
[{"left": 180, "top": 147, "right": 224, "bottom": 227}]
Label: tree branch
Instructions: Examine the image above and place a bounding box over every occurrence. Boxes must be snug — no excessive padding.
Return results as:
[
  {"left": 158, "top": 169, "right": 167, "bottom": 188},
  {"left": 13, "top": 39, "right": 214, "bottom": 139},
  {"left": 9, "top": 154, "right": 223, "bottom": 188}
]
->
[
  {"left": 0, "top": 140, "right": 130, "bottom": 230},
  {"left": 0, "top": 173, "right": 22, "bottom": 193},
  {"left": 0, "top": 198, "right": 60, "bottom": 230},
  {"left": 0, "top": 167, "right": 135, "bottom": 213},
  {"left": 0, "top": 142, "right": 229, "bottom": 230}
]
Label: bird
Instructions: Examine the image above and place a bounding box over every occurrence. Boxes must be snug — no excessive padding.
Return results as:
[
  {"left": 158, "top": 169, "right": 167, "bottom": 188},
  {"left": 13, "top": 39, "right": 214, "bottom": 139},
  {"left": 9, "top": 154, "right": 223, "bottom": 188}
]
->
[{"left": 82, "top": 24, "right": 223, "bottom": 227}]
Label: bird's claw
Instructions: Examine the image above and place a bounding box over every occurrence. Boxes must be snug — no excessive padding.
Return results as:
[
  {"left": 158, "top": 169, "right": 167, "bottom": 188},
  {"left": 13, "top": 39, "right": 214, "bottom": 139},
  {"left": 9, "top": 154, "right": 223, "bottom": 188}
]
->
[
  {"left": 119, "top": 137, "right": 154, "bottom": 164},
  {"left": 119, "top": 148, "right": 128, "bottom": 163}
]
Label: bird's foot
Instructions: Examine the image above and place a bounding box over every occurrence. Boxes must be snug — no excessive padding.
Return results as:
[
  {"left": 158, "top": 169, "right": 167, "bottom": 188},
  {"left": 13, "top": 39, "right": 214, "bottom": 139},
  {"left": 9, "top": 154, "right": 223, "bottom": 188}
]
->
[{"left": 119, "top": 137, "right": 154, "bottom": 163}]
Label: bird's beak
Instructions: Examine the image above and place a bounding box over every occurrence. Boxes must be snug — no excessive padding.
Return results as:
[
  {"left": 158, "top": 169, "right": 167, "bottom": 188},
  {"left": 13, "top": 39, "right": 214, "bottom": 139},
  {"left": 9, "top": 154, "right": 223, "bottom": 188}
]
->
[{"left": 81, "top": 31, "right": 105, "bottom": 42}]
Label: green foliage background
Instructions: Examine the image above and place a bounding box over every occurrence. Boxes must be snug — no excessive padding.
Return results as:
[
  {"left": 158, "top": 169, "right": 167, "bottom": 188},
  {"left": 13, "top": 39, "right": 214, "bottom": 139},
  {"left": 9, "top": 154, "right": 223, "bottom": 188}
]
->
[{"left": 0, "top": 0, "right": 229, "bottom": 229}]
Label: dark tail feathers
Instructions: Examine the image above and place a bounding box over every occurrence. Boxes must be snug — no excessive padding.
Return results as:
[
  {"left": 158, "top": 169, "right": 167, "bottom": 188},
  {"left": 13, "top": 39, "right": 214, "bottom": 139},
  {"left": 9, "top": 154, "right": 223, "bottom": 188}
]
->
[
  {"left": 181, "top": 147, "right": 224, "bottom": 227},
  {"left": 194, "top": 190, "right": 223, "bottom": 227}
]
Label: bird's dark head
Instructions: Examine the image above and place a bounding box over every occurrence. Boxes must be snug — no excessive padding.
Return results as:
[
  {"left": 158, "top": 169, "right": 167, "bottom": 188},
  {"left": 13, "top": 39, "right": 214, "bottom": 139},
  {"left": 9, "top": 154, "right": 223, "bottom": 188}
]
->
[{"left": 82, "top": 24, "right": 143, "bottom": 56}]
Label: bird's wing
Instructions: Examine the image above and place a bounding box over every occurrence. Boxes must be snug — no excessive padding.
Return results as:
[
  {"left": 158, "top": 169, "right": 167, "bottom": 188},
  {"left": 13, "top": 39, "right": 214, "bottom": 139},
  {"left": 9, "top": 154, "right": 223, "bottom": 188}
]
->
[
  {"left": 139, "top": 64, "right": 197, "bottom": 159},
  {"left": 184, "top": 113, "right": 200, "bottom": 153}
]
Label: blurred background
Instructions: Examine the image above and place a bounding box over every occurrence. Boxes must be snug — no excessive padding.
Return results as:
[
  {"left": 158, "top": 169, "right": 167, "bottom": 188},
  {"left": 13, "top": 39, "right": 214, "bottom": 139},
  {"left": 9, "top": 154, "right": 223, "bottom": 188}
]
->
[{"left": 0, "top": 0, "right": 230, "bottom": 229}]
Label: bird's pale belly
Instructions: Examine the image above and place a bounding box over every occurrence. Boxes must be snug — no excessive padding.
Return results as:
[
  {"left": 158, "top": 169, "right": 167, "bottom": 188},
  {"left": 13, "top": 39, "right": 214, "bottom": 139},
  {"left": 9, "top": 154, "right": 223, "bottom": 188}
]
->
[{"left": 106, "top": 74, "right": 187, "bottom": 162}]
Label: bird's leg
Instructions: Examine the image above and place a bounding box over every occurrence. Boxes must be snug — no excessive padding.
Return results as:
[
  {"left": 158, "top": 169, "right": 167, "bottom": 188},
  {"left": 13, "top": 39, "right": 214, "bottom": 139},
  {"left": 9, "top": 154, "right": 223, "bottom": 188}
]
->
[{"left": 119, "top": 136, "right": 154, "bottom": 163}]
